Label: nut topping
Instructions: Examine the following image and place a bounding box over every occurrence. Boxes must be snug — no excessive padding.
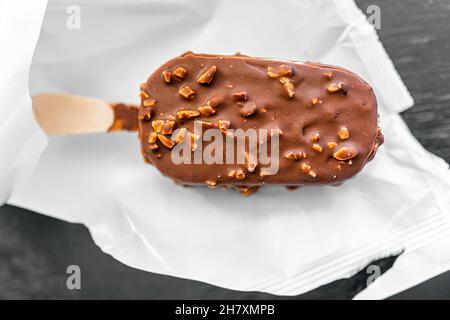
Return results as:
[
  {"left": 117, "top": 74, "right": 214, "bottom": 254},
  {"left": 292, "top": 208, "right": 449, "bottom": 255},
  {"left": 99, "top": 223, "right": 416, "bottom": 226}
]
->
[
  {"left": 142, "top": 98, "right": 156, "bottom": 107},
  {"left": 197, "top": 65, "right": 217, "bottom": 85},
  {"left": 267, "top": 65, "right": 293, "bottom": 78},
  {"left": 161, "top": 120, "right": 176, "bottom": 135},
  {"left": 327, "top": 83, "right": 348, "bottom": 95},
  {"left": 178, "top": 86, "right": 196, "bottom": 100},
  {"left": 333, "top": 146, "right": 358, "bottom": 160},
  {"left": 327, "top": 142, "right": 337, "bottom": 149},
  {"left": 152, "top": 120, "right": 164, "bottom": 133},
  {"left": 233, "top": 91, "right": 247, "bottom": 101},
  {"left": 148, "top": 132, "right": 157, "bottom": 144},
  {"left": 312, "top": 144, "right": 323, "bottom": 152},
  {"left": 173, "top": 67, "right": 188, "bottom": 79},
  {"left": 158, "top": 134, "right": 175, "bottom": 149},
  {"left": 227, "top": 170, "right": 236, "bottom": 178},
  {"left": 239, "top": 101, "right": 257, "bottom": 117},
  {"left": 189, "top": 133, "right": 199, "bottom": 151},
  {"left": 285, "top": 151, "right": 306, "bottom": 160},
  {"left": 176, "top": 109, "right": 200, "bottom": 119},
  {"left": 139, "top": 90, "right": 149, "bottom": 100},
  {"left": 138, "top": 107, "right": 152, "bottom": 120},
  {"left": 237, "top": 186, "right": 259, "bottom": 195},
  {"left": 311, "top": 133, "right": 320, "bottom": 143},
  {"left": 218, "top": 120, "right": 230, "bottom": 133},
  {"left": 173, "top": 128, "right": 187, "bottom": 144},
  {"left": 279, "top": 77, "right": 295, "bottom": 98},
  {"left": 311, "top": 98, "right": 322, "bottom": 106},
  {"left": 235, "top": 170, "right": 246, "bottom": 180},
  {"left": 324, "top": 72, "right": 333, "bottom": 80},
  {"left": 162, "top": 70, "right": 172, "bottom": 83},
  {"left": 247, "top": 162, "right": 257, "bottom": 172},
  {"left": 300, "top": 163, "right": 311, "bottom": 173},
  {"left": 206, "top": 180, "right": 217, "bottom": 188},
  {"left": 197, "top": 120, "right": 218, "bottom": 129},
  {"left": 198, "top": 105, "right": 216, "bottom": 116},
  {"left": 338, "top": 127, "right": 350, "bottom": 140},
  {"left": 149, "top": 143, "right": 159, "bottom": 150}
]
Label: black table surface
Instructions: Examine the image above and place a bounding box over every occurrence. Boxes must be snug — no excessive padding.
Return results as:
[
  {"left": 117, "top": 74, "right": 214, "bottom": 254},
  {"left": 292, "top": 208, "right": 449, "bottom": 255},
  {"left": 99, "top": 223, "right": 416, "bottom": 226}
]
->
[{"left": 1, "top": 0, "right": 449, "bottom": 299}]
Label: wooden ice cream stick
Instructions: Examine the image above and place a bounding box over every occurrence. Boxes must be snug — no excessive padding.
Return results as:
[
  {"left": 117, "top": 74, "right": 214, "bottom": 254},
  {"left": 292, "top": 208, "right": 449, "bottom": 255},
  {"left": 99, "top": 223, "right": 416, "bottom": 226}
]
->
[{"left": 32, "top": 93, "right": 138, "bottom": 135}]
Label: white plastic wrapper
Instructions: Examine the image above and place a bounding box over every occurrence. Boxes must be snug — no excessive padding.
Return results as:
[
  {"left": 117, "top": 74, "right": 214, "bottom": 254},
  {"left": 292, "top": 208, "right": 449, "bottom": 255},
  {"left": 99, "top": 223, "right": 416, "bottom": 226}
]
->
[{"left": 2, "top": 0, "right": 450, "bottom": 299}]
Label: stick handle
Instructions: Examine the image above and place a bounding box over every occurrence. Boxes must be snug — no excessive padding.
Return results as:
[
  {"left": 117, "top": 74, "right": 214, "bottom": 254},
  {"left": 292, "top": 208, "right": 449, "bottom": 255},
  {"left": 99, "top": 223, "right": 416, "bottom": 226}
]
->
[{"left": 32, "top": 93, "right": 138, "bottom": 135}]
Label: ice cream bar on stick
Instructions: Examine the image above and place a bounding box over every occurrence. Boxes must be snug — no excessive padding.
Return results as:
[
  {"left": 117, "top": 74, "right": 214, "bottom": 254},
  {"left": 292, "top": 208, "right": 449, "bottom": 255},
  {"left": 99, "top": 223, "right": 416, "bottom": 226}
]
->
[
  {"left": 32, "top": 52, "right": 383, "bottom": 194},
  {"left": 138, "top": 52, "right": 383, "bottom": 193}
]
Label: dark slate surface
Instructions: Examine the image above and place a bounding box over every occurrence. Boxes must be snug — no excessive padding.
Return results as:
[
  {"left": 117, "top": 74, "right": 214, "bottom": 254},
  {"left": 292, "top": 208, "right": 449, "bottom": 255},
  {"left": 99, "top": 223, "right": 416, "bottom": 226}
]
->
[{"left": 0, "top": 0, "right": 449, "bottom": 299}]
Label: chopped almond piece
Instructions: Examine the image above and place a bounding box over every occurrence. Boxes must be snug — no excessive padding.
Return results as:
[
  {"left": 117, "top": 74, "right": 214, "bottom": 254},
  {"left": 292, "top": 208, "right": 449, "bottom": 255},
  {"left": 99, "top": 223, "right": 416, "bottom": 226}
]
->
[
  {"left": 173, "top": 67, "right": 188, "bottom": 79},
  {"left": 206, "top": 180, "right": 217, "bottom": 188},
  {"left": 301, "top": 163, "right": 311, "bottom": 173},
  {"left": 311, "top": 133, "right": 320, "bottom": 143},
  {"left": 267, "top": 65, "right": 293, "bottom": 78},
  {"left": 327, "top": 83, "right": 348, "bottom": 95},
  {"left": 333, "top": 146, "right": 358, "bottom": 160},
  {"left": 235, "top": 170, "right": 246, "bottom": 180},
  {"left": 338, "top": 127, "right": 350, "bottom": 140},
  {"left": 148, "top": 132, "right": 157, "bottom": 144},
  {"left": 327, "top": 142, "right": 338, "bottom": 149},
  {"left": 279, "top": 77, "right": 295, "bottom": 98},
  {"left": 227, "top": 170, "right": 236, "bottom": 178},
  {"left": 176, "top": 109, "right": 200, "bottom": 119},
  {"left": 189, "top": 133, "right": 199, "bottom": 151},
  {"left": 158, "top": 134, "right": 175, "bottom": 149},
  {"left": 173, "top": 128, "right": 187, "bottom": 144},
  {"left": 142, "top": 98, "right": 156, "bottom": 107},
  {"left": 197, "top": 65, "right": 217, "bottom": 85},
  {"left": 178, "top": 85, "right": 196, "bottom": 100},
  {"left": 285, "top": 151, "right": 294, "bottom": 159},
  {"left": 162, "top": 70, "right": 172, "bottom": 83},
  {"left": 198, "top": 105, "right": 216, "bottom": 116},
  {"left": 218, "top": 120, "right": 230, "bottom": 133},
  {"left": 152, "top": 120, "right": 164, "bottom": 133},
  {"left": 284, "top": 151, "right": 305, "bottom": 160},
  {"left": 197, "top": 120, "right": 217, "bottom": 129},
  {"left": 239, "top": 101, "right": 257, "bottom": 117},
  {"left": 139, "top": 90, "right": 149, "bottom": 100},
  {"left": 324, "top": 72, "right": 333, "bottom": 79},
  {"left": 311, "top": 98, "right": 322, "bottom": 105},
  {"left": 161, "top": 120, "right": 176, "bottom": 135},
  {"left": 138, "top": 107, "right": 152, "bottom": 121},
  {"left": 312, "top": 144, "right": 323, "bottom": 152},
  {"left": 233, "top": 91, "right": 247, "bottom": 101}
]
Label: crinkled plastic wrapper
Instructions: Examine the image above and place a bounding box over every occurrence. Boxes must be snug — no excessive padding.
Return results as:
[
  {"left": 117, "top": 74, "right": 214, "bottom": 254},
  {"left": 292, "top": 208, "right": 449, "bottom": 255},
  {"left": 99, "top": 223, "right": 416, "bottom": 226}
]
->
[{"left": 2, "top": 0, "right": 450, "bottom": 299}]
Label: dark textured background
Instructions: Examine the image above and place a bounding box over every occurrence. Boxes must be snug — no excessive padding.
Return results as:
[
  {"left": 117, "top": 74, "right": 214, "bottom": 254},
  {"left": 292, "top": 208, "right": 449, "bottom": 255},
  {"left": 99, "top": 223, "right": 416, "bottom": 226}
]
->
[{"left": 0, "top": 0, "right": 449, "bottom": 299}]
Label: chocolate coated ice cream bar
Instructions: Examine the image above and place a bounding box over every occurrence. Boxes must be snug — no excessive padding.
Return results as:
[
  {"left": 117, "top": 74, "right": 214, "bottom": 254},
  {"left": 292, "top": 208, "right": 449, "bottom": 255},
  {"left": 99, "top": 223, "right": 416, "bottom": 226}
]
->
[{"left": 138, "top": 52, "right": 383, "bottom": 193}]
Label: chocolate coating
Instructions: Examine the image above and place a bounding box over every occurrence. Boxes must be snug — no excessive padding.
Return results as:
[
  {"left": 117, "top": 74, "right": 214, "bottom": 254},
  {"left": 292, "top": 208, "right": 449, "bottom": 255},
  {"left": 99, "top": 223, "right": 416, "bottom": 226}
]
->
[
  {"left": 109, "top": 103, "right": 139, "bottom": 132},
  {"left": 139, "top": 52, "right": 383, "bottom": 189}
]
